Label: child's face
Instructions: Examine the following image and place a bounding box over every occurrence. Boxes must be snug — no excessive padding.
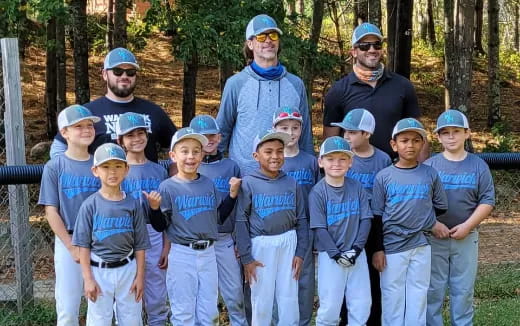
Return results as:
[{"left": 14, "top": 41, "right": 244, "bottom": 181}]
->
[
  {"left": 253, "top": 140, "right": 285, "bottom": 175},
  {"left": 121, "top": 128, "right": 148, "bottom": 153},
  {"left": 319, "top": 152, "right": 351, "bottom": 178},
  {"left": 343, "top": 130, "right": 370, "bottom": 150},
  {"left": 61, "top": 120, "right": 95, "bottom": 147},
  {"left": 169, "top": 138, "right": 203, "bottom": 176},
  {"left": 202, "top": 133, "right": 221, "bottom": 154},
  {"left": 92, "top": 160, "right": 129, "bottom": 188},
  {"left": 437, "top": 127, "right": 469, "bottom": 153},
  {"left": 274, "top": 120, "right": 302, "bottom": 147},
  {"left": 391, "top": 131, "right": 424, "bottom": 162}
]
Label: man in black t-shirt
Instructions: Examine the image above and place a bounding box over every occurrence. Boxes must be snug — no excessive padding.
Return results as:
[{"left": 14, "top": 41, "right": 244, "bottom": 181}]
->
[{"left": 50, "top": 48, "right": 177, "bottom": 162}]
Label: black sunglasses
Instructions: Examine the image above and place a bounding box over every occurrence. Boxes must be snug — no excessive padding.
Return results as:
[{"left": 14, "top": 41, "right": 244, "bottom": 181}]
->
[
  {"left": 355, "top": 41, "right": 383, "bottom": 51},
  {"left": 109, "top": 67, "right": 137, "bottom": 77}
]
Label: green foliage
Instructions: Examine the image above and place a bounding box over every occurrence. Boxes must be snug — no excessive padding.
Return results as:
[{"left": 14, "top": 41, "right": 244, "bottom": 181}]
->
[
  {"left": 0, "top": 0, "right": 25, "bottom": 37},
  {"left": 483, "top": 121, "right": 518, "bottom": 152},
  {"left": 499, "top": 49, "right": 520, "bottom": 81},
  {"left": 0, "top": 301, "right": 57, "bottom": 325}
]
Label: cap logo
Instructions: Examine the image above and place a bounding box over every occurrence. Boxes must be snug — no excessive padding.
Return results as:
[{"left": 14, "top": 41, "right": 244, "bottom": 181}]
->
[
  {"left": 127, "top": 114, "right": 141, "bottom": 126},
  {"left": 116, "top": 49, "right": 132, "bottom": 62},
  {"left": 197, "top": 119, "right": 208, "bottom": 129},
  {"left": 333, "top": 138, "right": 345, "bottom": 149},
  {"left": 407, "top": 118, "right": 418, "bottom": 127},
  {"left": 106, "top": 146, "right": 119, "bottom": 157},
  {"left": 282, "top": 106, "right": 292, "bottom": 113},
  {"left": 261, "top": 17, "right": 273, "bottom": 26},
  {"left": 75, "top": 106, "right": 90, "bottom": 117},
  {"left": 444, "top": 112, "right": 455, "bottom": 123},
  {"left": 345, "top": 112, "right": 354, "bottom": 122}
]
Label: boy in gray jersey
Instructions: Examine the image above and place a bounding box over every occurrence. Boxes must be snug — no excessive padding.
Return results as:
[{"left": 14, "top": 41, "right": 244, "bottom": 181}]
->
[
  {"left": 189, "top": 115, "right": 247, "bottom": 326},
  {"left": 38, "top": 105, "right": 101, "bottom": 326},
  {"left": 272, "top": 106, "right": 319, "bottom": 326},
  {"left": 310, "top": 136, "right": 372, "bottom": 326},
  {"left": 371, "top": 118, "right": 448, "bottom": 326},
  {"left": 332, "top": 108, "right": 391, "bottom": 326},
  {"left": 235, "top": 129, "right": 309, "bottom": 326},
  {"left": 148, "top": 127, "right": 241, "bottom": 326},
  {"left": 425, "top": 110, "right": 495, "bottom": 326},
  {"left": 117, "top": 112, "right": 170, "bottom": 326},
  {"left": 72, "top": 143, "right": 151, "bottom": 326}
]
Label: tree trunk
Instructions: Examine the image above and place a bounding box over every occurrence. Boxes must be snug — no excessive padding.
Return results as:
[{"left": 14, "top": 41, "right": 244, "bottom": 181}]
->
[
  {"left": 514, "top": 4, "right": 519, "bottom": 52},
  {"left": 46, "top": 18, "right": 58, "bottom": 139},
  {"left": 444, "top": 0, "right": 475, "bottom": 117},
  {"left": 107, "top": 0, "right": 114, "bottom": 50},
  {"left": 287, "top": 0, "right": 296, "bottom": 16},
  {"left": 18, "top": 0, "right": 29, "bottom": 58},
  {"left": 182, "top": 51, "right": 198, "bottom": 127},
  {"left": 386, "top": 0, "right": 413, "bottom": 78},
  {"left": 418, "top": 0, "right": 428, "bottom": 42},
  {"left": 474, "top": 0, "right": 485, "bottom": 56},
  {"left": 487, "top": 0, "right": 500, "bottom": 126},
  {"left": 219, "top": 60, "right": 233, "bottom": 93},
  {"left": 427, "top": 0, "right": 436, "bottom": 46},
  {"left": 368, "top": 0, "right": 382, "bottom": 28},
  {"left": 56, "top": 17, "right": 67, "bottom": 113},
  {"left": 114, "top": 0, "right": 129, "bottom": 48},
  {"left": 354, "top": 0, "right": 369, "bottom": 27},
  {"left": 70, "top": 0, "right": 90, "bottom": 104},
  {"left": 297, "top": 0, "right": 305, "bottom": 15},
  {"left": 328, "top": 1, "right": 346, "bottom": 74}
]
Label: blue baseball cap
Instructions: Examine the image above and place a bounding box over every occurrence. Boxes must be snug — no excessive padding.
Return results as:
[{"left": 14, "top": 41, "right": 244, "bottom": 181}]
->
[
  {"left": 246, "top": 14, "right": 283, "bottom": 40},
  {"left": 331, "top": 108, "right": 375, "bottom": 134},
  {"left": 189, "top": 115, "right": 220, "bottom": 134},
  {"left": 272, "top": 106, "right": 303, "bottom": 126},
  {"left": 352, "top": 22, "right": 383, "bottom": 46},
  {"left": 392, "top": 118, "right": 428, "bottom": 140},
  {"left": 116, "top": 112, "right": 150, "bottom": 136},
  {"left": 319, "top": 136, "right": 354, "bottom": 158},
  {"left": 434, "top": 109, "right": 470, "bottom": 133},
  {"left": 170, "top": 127, "right": 208, "bottom": 151},
  {"left": 104, "top": 48, "right": 140, "bottom": 70},
  {"left": 57, "top": 104, "right": 101, "bottom": 130},
  {"left": 252, "top": 129, "right": 291, "bottom": 152},
  {"left": 93, "top": 143, "right": 127, "bottom": 166}
]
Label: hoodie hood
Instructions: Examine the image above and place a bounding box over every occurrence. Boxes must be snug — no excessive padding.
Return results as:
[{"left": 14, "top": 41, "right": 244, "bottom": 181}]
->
[{"left": 249, "top": 169, "right": 287, "bottom": 181}]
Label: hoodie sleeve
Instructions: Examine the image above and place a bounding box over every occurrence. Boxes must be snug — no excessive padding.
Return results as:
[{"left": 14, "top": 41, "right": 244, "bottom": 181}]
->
[
  {"left": 294, "top": 185, "right": 309, "bottom": 259},
  {"left": 235, "top": 180, "right": 254, "bottom": 265},
  {"left": 216, "top": 75, "right": 241, "bottom": 153}
]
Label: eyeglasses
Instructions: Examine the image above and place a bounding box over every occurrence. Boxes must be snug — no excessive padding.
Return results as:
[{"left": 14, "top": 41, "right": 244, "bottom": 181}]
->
[
  {"left": 255, "top": 32, "right": 279, "bottom": 43},
  {"left": 110, "top": 67, "right": 137, "bottom": 77},
  {"left": 277, "top": 111, "right": 301, "bottom": 119},
  {"left": 355, "top": 41, "right": 383, "bottom": 51}
]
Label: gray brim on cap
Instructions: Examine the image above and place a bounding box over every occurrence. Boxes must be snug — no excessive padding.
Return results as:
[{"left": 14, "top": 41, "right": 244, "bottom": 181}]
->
[
  {"left": 254, "top": 132, "right": 291, "bottom": 151},
  {"left": 170, "top": 134, "right": 209, "bottom": 151},
  {"left": 330, "top": 121, "right": 361, "bottom": 131},
  {"left": 94, "top": 157, "right": 127, "bottom": 167},
  {"left": 320, "top": 148, "right": 355, "bottom": 158},
  {"left": 60, "top": 116, "right": 101, "bottom": 130},
  {"left": 433, "top": 124, "right": 468, "bottom": 133},
  {"left": 393, "top": 127, "right": 428, "bottom": 140}
]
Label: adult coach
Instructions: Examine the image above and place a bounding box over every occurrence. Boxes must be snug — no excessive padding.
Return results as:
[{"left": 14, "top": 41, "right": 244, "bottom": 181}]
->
[
  {"left": 50, "top": 47, "right": 177, "bottom": 162},
  {"left": 323, "top": 23, "right": 428, "bottom": 160},
  {"left": 216, "top": 14, "right": 313, "bottom": 176}
]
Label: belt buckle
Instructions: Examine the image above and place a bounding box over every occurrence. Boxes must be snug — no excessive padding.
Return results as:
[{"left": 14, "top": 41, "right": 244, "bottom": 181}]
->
[{"left": 191, "top": 240, "right": 210, "bottom": 250}]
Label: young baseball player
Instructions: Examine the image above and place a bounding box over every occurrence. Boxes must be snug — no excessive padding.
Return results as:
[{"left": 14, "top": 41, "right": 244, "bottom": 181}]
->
[
  {"left": 272, "top": 106, "right": 319, "bottom": 326},
  {"left": 38, "top": 104, "right": 101, "bottom": 326},
  {"left": 189, "top": 115, "right": 247, "bottom": 326},
  {"left": 371, "top": 118, "right": 449, "bottom": 326},
  {"left": 116, "top": 112, "right": 170, "bottom": 326},
  {"left": 72, "top": 143, "right": 151, "bottom": 326},
  {"left": 148, "top": 127, "right": 240, "bottom": 325},
  {"left": 235, "top": 129, "right": 309, "bottom": 326},
  {"left": 425, "top": 110, "right": 495, "bottom": 326},
  {"left": 309, "top": 136, "right": 373, "bottom": 326},
  {"left": 331, "top": 108, "right": 391, "bottom": 326}
]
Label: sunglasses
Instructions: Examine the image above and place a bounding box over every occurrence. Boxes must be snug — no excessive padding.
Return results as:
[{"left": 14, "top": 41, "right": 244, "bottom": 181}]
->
[
  {"left": 355, "top": 41, "right": 383, "bottom": 51},
  {"left": 255, "top": 32, "right": 280, "bottom": 43},
  {"left": 277, "top": 111, "right": 301, "bottom": 119},
  {"left": 109, "top": 67, "right": 137, "bottom": 77}
]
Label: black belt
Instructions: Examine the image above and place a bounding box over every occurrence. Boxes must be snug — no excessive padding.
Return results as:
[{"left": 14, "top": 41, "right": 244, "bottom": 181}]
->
[
  {"left": 90, "top": 253, "right": 135, "bottom": 268},
  {"left": 181, "top": 240, "right": 214, "bottom": 250}
]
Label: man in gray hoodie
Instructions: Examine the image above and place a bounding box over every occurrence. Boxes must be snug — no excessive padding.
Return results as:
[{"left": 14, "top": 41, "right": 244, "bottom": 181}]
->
[{"left": 216, "top": 14, "right": 314, "bottom": 175}]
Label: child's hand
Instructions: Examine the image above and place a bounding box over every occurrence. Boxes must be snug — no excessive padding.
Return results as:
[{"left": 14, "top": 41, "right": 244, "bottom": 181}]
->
[
  {"left": 372, "top": 251, "right": 386, "bottom": 272},
  {"left": 244, "top": 260, "right": 264, "bottom": 284},
  {"left": 143, "top": 191, "right": 161, "bottom": 210},
  {"left": 67, "top": 245, "right": 80, "bottom": 263},
  {"left": 130, "top": 275, "right": 144, "bottom": 302},
  {"left": 84, "top": 278, "right": 102, "bottom": 302},
  {"left": 431, "top": 221, "right": 450, "bottom": 239},
  {"left": 292, "top": 256, "right": 303, "bottom": 280},
  {"left": 228, "top": 177, "right": 242, "bottom": 198},
  {"left": 158, "top": 244, "right": 170, "bottom": 270},
  {"left": 449, "top": 222, "right": 472, "bottom": 240}
]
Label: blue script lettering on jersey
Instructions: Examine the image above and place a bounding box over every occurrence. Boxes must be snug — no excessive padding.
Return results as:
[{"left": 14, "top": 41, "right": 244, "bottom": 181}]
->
[
  {"left": 59, "top": 173, "right": 100, "bottom": 198},
  {"left": 175, "top": 194, "right": 216, "bottom": 220},
  {"left": 438, "top": 171, "right": 477, "bottom": 190},
  {"left": 213, "top": 176, "right": 231, "bottom": 193},
  {"left": 326, "top": 199, "right": 360, "bottom": 226},
  {"left": 387, "top": 183, "right": 429, "bottom": 205},
  {"left": 93, "top": 214, "right": 133, "bottom": 241},
  {"left": 253, "top": 192, "right": 295, "bottom": 219},
  {"left": 286, "top": 168, "right": 314, "bottom": 185},
  {"left": 346, "top": 170, "right": 376, "bottom": 189},
  {"left": 121, "top": 178, "right": 162, "bottom": 199}
]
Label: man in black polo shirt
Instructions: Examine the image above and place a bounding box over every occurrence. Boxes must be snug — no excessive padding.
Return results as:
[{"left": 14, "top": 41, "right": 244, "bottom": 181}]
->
[{"left": 323, "top": 23, "right": 428, "bottom": 160}]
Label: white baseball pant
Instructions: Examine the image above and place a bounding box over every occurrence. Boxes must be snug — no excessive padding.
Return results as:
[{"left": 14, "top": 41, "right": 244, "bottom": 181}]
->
[{"left": 144, "top": 225, "right": 168, "bottom": 326}]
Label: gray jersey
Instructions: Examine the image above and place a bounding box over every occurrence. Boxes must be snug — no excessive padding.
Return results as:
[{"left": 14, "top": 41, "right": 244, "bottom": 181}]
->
[
  {"left": 72, "top": 192, "right": 151, "bottom": 262},
  {"left": 372, "top": 164, "right": 448, "bottom": 254},
  {"left": 121, "top": 161, "right": 168, "bottom": 223},
  {"left": 158, "top": 175, "right": 221, "bottom": 244},
  {"left": 346, "top": 147, "right": 392, "bottom": 199},
  {"left": 282, "top": 150, "right": 320, "bottom": 198},
  {"left": 198, "top": 157, "right": 241, "bottom": 233},
  {"left": 310, "top": 177, "right": 372, "bottom": 253},
  {"left": 38, "top": 154, "right": 100, "bottom": 230},
  {"left": 424, "top": 153, "right": 495, "bottom": 228}
]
